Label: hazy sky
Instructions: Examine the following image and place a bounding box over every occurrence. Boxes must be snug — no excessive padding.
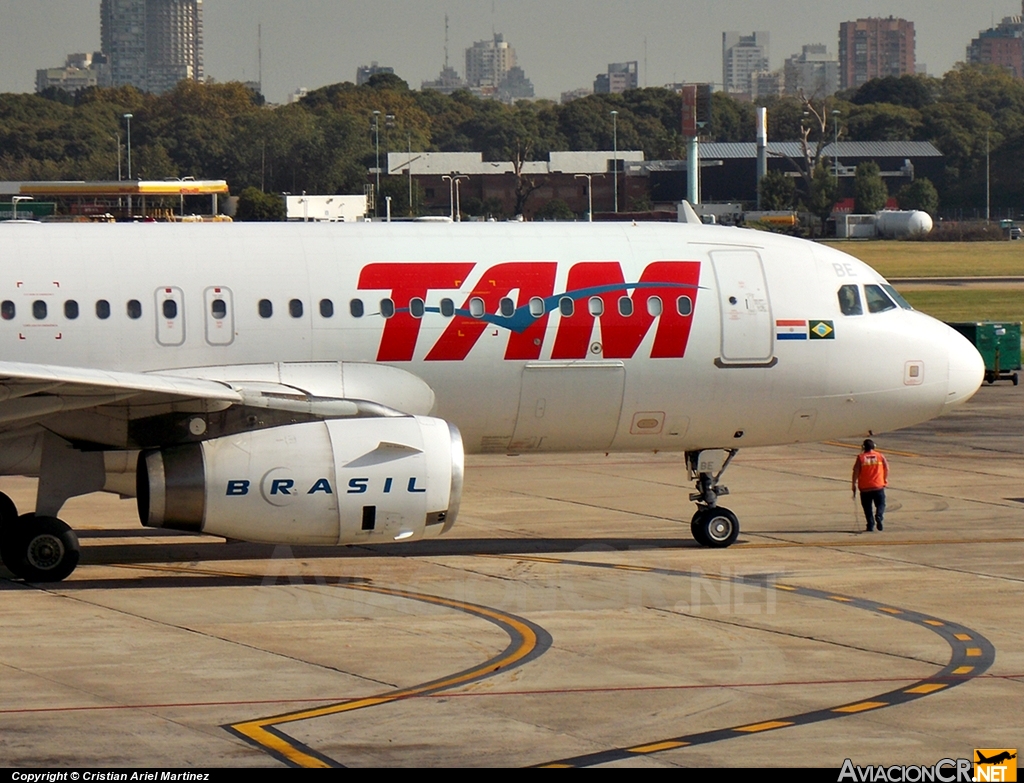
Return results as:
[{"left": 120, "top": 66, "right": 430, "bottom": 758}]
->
[{"left": 1, "top": 0, "right": 1021, "bottom": 103}]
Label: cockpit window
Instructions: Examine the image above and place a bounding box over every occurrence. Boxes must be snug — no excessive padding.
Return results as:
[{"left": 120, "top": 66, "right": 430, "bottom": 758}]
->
[
  {"left": 882, "top": 284, "right": 914, "bottom": 311},
  {"left": 865, "top": 284, "right": 898, "bottom": 313},
  {"left": 838, "top": 284, "right": 863, "bottom": 316}
]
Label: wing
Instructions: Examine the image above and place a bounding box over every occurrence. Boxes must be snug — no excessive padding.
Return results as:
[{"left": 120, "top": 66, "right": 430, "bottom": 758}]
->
[{"left": 0, "top": 360, "right": 435, "bottom": 449}]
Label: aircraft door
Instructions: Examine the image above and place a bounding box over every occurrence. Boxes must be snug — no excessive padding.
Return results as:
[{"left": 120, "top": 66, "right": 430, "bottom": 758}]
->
[
  {"left": 204, "top": 286, "right": 235, "bottom": 345},
  {"left": 710, "top": 250, "right": 774, "bottom": 366},
  {"left": 155, "top": 287, "right": 185, "bottom": 346},
  {"left": 510, "top": 361, "right": 625, "bottom": 452}
]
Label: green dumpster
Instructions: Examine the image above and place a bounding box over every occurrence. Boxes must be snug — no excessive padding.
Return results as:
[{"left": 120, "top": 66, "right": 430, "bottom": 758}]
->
[{"left": 948, "top": 321, "right": 1021, "bottom": 385}]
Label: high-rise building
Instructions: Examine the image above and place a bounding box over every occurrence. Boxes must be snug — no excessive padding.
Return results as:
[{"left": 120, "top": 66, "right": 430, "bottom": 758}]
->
[
  {"left": 498, "top": 66, "right": 535, "bottom": 102},
  {"left": 967, "top": 5, "right": 1024, "bottom": 79},
  {"left": 750, "top": 70, "right": 783, "bottom": 100},
  {"left": 784, "top": 44, "right": 839, "bottom": 97},
  {"left": 36, "top": 52, "right": 111, "bottom": 93},
  {"left": 838, "top": 17, "right": 914, "bottom": 91},
  {"left": 422, "top": 65, "right": 466, "bottom": 95},
  {"left": 100, "top": 0, "right": 203, "bottom": 94},
  {"left": 594, "top": 61, "right": 639, "bottom": 94},
  {"left": 356, "top": 62, "right": 395, "bottom": 86},
  {"left": 465, "top": 33, "right": 515, "bottom": 91},
  {"left": 722, "top": 31, "right": 769, "bottom": 97}
]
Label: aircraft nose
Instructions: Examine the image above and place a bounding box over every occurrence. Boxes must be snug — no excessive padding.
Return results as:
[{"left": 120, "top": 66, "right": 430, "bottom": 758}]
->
[{"left": 945, "top": 326, "right": 985, "bottom": 408}]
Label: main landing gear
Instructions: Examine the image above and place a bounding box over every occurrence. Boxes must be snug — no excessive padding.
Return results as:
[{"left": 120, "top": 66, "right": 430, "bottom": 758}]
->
[
  {"left": 0, "top": 493, "right": 81, "bottom": 583},
  {"left": 687, "top": 449, "right": 740, "bottom": 548}
]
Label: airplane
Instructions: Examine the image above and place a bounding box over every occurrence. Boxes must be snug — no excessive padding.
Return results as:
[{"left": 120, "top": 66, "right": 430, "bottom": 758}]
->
[
  {"left": 976, "top": 752, "right": 1017, "bottom": 765},
  {"left": 0, "top": 214, "right": 985, "bottom": 582}
]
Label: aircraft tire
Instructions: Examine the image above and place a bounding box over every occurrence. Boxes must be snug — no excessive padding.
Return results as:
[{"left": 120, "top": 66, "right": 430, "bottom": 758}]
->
[
  {"left": 0, "top": 492, "right": 18, "bottom": 527},
  {"left": 1, "top": 515, "right": 80, "bottom": 582},
  {"left": 690, "top": 512, "right": 710, "bottom": 546},
  {"left": 693, "top": 507, "right": 739, "bottom": 548}
]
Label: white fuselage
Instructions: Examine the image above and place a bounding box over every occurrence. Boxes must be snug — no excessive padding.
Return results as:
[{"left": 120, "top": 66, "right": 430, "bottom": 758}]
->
[{"left": 0, "top": 221, "right": 982, "bottom": 464}]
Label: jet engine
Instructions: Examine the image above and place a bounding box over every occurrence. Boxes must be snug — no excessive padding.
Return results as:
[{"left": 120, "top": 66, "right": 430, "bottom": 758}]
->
[{"left": 137, "top": 416, "right": 463, "bottom": 545}]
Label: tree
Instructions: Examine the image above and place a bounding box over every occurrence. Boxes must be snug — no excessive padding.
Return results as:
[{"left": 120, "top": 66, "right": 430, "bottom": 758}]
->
[
  {"left": 235, "top": 187, "right": 285, "bottom": 221},
  {"left": 854, "top": 161, "right": 888, "bottom": 213},
  {"left": 807, "top": 162, "right": 838, "bottom": 236},
  {"left": 533, "top": 198, "right": 576, "bottom": 221},
  {"left": 844, "top": 103, "right": 922, "bottom": 142},
  {"left": 896, "top": 178, "right": 939, "bottom": 216},
  {"left": 773, "top": 94, "right": 841, "bottom": 206},
  {"left": 849, "top": 75, "right": 939, "bottom": 109},
  {"left": 758, "top": 171, "right": 796, "bottom": 210}
]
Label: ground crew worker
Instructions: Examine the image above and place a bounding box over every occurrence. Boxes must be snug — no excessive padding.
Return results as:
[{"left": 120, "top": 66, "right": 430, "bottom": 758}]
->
[{"left": 852, "top": 439, "right": 889, "bottom": 531}]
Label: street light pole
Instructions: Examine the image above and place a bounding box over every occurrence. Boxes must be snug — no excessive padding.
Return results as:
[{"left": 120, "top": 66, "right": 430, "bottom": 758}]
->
[
  {"left": 407, "top": 132, "right": 413, "bottom": 215},
  {"left": 442, "top": 174, "right": 455, "bottom": 220},
  {"left": 831, "top": 110, "right": 841, "bottom": 181},
  {"left": 124, "top": 113, "right": 133, "bottom": 216},
  {"left": 986, "top": 129, "right": 991, "bottom": 222},
  {"left": 610, "top": 110, "right": 619, "bottom": 213},
  {"left": 574, "top": 173, "right": 593, "bottom": 221},
  {"left": 11, "top": 196, "right": 33, "bottom": 221},
  {"left": 372, "top": 110, "right": 381, "bottom": 217},
  {"left": 454, "top": 175, "right": 467, "bottom": 222}
]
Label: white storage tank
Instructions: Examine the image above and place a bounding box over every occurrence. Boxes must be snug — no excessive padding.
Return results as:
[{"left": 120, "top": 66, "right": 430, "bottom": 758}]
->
[{"left": 876, "top": 210, "right": 933, "bottom": 238}]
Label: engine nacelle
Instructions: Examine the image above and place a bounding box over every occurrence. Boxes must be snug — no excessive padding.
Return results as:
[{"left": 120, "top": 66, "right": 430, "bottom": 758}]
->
[{"left": 138, "top": 417, "right": 463, "bottom": 545}]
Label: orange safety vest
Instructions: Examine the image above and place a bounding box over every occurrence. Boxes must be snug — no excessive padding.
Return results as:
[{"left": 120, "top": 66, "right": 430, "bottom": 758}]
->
[{"left": 854, "top": 451, "right": 889, "bottom": 491}]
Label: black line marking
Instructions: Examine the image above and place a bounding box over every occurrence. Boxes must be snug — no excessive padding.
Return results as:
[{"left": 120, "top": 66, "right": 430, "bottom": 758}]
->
[
  {"left": 525, "top": 557, "right": 995, "bottom": 768},
  {"left": 226, "top": 582, "right": 553, "bottom": 767}
]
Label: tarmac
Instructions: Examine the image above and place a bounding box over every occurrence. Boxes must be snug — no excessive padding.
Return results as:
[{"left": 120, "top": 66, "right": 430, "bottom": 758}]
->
[{"left": 1, "top": 383, "right": 1022, "bottom": 768}]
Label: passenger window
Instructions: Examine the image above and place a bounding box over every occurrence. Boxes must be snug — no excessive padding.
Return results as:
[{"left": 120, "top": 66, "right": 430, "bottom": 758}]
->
[
  {"left": 882, "top": 284, "right": 914, "bottom": 311},
  {"left": 96, "top": 300, "right": 110, "bottom": 320},
  {"left": 559, "top": 297, "right": 574, "bottom": 317},
  {"left": 289, "top": 299, "right": 303, "bottom": 318},
  {"left": 409, "top": 298, "right": 425, "bottom": 319},
  {"left": 528, "top": 297, "right": 545, "bottom": 317},
  {"left": 865, "top": 284, "right": 897, "bottom": 314},
  {"left": 469, "top": 297, "right": 485, "bottom": 318},
  {"left": 162, "top": 299, "right": 178, "bottom": 319},
  {"left": 588, "top": 296, "right": 604, "bottom": 317},
  {"left": 211, "top": 299, "right": 227, "bottom": 319},
  {"left": 647, "top": 296, "right": 663, "bottom": 317},
  {"left": 380, "top": 298, "right": 396, "bottom": 319},
  {"left": 319, "top": 299, "right": 334, "bottom": 318},
  {"left": 499, "top": 297, "right": 515, "bottom": 317},
  {"left": 64, "top": 300, "right": 79, "bottom": 320},
  {"left": 258, "top": 299, "right": 273, "bottom": 318},
  {"left": 1, "top": 301, "right": 13, "bottom": 320},
  {"left": 349, "top": 299, "right": 364, "bottom": 318},
  {"left": 618, "top": 296, "right": 633, "bottom": 317},
  {"left": 32, "top": 300, "right": 47, "bottom": 320},
  {"left": 838, "top": 284, "right": 863, "bottom": 316},
  {"left": 676, "top": 296, "right": 693, "bottom": 316},
  {"left": 440, "top": 298, "right": 455, "bottom": 318},
  {"left": 127, "top": 300, "right": 142, "bottom": 319}
]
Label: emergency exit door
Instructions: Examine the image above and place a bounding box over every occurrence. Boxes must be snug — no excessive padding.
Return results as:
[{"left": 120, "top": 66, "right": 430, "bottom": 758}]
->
[
  {"left": 711, "top": 250, "right": 774, "bottom": 366},
  {"left": 155, "top": 287, "right": 185, "bottom": 346}
]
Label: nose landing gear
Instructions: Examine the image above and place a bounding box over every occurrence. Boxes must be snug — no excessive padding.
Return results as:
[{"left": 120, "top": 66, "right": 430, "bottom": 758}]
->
[{"left": 687, "top": 450, "right": 740, "bottom": 548}]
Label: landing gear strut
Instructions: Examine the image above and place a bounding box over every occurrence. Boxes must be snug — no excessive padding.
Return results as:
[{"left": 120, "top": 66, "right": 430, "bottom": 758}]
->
[
  {"left": 0, "top": 493, "right": 80, "bottom": 582},
  {"left": 687, "top": 450, "right": 740, "bottom": 548}
]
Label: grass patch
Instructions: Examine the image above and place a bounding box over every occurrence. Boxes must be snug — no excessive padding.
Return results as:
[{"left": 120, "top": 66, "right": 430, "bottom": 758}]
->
[
  {"left": 821, "top": 241, "right": 1024, "bottom": 278},
  {"left": 899, "top": 289, "right": 1024, "bottom": 325}
]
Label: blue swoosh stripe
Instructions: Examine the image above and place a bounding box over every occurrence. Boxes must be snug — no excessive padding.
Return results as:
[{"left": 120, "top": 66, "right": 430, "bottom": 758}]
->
[{"left": 391, "top": 281, "right": 703, "bottom": 334}]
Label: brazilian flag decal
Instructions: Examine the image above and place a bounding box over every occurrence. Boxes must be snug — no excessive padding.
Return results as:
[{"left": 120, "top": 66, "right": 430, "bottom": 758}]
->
[{"left": 809, "top": 320, "right": 835, "bottom": 340}]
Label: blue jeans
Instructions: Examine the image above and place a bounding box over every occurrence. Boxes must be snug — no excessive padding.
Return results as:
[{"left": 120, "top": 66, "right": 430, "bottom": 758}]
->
[{"left": 860, "top": 489, "right": 886, "bottom": 530}]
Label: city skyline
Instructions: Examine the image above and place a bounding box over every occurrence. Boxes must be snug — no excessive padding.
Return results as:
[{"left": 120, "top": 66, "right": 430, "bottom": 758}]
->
[{"left": 1, "top": 0, "right": 1021, "bottom": 103}]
